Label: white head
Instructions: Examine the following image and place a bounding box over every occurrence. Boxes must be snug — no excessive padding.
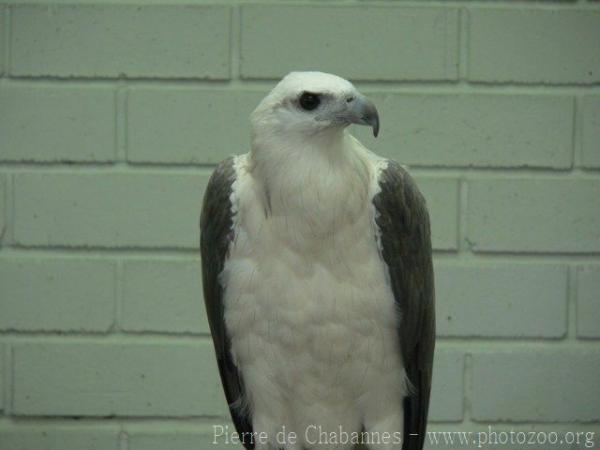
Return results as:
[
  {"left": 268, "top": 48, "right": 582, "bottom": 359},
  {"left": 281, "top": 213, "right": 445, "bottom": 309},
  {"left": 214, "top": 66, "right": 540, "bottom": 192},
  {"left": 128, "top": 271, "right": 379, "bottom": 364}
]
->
[{"left": 250, "top": 71, "right": 379, "bottom": 152}]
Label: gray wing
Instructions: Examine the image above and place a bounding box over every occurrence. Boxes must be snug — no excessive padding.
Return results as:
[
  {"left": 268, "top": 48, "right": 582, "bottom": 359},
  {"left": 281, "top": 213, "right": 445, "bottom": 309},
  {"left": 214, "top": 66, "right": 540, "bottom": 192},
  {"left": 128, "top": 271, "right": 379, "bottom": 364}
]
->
[
  {"left": 200, "top": 157, "right": 254, "bottom": 449},
  {"left": 372, "top": 160, "right": 435, "bottom": 450}
]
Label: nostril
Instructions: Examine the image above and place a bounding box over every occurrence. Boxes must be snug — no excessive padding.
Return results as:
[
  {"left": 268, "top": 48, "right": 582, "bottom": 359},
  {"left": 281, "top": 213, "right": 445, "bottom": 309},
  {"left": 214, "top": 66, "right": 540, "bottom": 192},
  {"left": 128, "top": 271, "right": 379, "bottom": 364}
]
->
[{"left": 346, "top": 96, "right": 355, "bottom": 103}]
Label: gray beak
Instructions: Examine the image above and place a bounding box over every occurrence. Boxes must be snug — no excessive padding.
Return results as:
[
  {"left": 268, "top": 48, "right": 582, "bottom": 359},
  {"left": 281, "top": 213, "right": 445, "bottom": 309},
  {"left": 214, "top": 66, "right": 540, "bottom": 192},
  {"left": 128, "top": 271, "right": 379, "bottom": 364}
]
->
[{"left": 346, "top": 94, "right": 380, "bottom": 137}]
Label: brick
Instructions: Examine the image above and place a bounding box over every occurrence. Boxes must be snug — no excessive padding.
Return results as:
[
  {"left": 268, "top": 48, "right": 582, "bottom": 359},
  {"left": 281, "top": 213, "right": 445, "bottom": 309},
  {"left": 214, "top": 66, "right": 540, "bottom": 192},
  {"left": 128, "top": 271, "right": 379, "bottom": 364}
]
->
[
  {"left": 435, "top": 263, "right": 567, "bottom": 338},
  {"left": 353, "top": 93, "right": 573, "bottom": 168},
  {"left": 581, "top": 96, "right": 600, "bottom": 168},
  {"left": 0, "top": 257, "right": 115, "bottom": 332},
  {"left": 127, "top": 425, "right": 232, "bottom": 450},
  {"left": 13, "top": 341, "right": 227, "bottom": 417},
  {"left": 240, "top": 6, "right": 458, "bottom": 81},
  {"left": 10, "top": 5, "right": 230, "bottom": 78},
  {"left": 429, "top": 350, "right": 463, "bottom": 422},
  {"left": 468, "top": 9, "right": 600, "bottom": 84},
  {"left": 13, "top": 172, "right": 210, "bottom": 249},
  {"left": 122, "top": 259, "right": 207, "bottom": 334},
  {"left": 467, "top": 179, "right": 600, "bottom": 253},
  {"left": 414, "top": 177, "right": 459, "bottom": 251},
  {"left": 472, "top": 350, "right": 600, "bottom": 422},
  {"left": 0, "top": 426, "right": 119, "bottom": 450},
  {"left": 128, "top": 88, "right": 264, "bottom": 164},
  {"left": 577, "top": 266, "right": 600, "bottom": 338},
  {"left": 0, "top": 85, "right": 115, "bottom": 162}
]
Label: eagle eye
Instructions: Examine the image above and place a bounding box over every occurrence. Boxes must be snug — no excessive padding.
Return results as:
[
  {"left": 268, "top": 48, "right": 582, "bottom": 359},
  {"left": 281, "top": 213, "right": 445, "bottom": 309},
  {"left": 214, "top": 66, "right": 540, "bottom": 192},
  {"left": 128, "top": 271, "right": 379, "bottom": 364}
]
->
[{"left": 299, "top": 92, "right": 321, "bottom": 111}]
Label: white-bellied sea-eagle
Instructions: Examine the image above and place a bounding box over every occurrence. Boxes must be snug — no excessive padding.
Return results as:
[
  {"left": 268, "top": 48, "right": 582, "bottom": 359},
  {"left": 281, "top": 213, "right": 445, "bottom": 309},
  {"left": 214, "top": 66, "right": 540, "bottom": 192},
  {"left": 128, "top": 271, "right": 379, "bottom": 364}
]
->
[{"left": 200, "top": 71, "right": 435, "bottom": 450}]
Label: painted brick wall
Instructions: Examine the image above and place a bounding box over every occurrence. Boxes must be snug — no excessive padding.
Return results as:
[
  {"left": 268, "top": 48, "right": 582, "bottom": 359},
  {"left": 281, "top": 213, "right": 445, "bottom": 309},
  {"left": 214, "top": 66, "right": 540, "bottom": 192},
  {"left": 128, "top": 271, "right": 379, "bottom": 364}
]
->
[{"left": 0, "top": 1, "right": 599, "bottom": 449}]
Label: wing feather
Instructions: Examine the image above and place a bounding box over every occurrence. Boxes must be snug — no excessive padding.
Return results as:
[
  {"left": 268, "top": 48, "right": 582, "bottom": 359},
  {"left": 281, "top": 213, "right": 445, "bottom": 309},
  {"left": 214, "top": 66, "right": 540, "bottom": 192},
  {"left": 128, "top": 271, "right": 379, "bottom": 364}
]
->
[
  {"left": 373, "top": 160, "right": 436, "bottom": 450},
  {"left": 200, "top": 157, "right": 254, "bottom": 449}
]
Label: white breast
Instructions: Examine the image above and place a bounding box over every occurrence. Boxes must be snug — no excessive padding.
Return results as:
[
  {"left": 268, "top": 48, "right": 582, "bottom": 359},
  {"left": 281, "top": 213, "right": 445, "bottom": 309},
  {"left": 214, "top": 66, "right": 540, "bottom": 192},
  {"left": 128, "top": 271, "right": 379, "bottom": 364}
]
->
[{"left": 220, "top": 142, "right": 407, "bottom": 448}]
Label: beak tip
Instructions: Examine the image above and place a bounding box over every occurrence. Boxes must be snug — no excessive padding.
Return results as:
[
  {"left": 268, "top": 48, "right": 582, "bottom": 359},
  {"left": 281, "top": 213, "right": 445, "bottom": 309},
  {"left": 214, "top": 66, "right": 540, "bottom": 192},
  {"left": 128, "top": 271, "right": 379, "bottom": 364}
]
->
[{"left": 372, "top": 116, "right": 380, "bottom": 138}]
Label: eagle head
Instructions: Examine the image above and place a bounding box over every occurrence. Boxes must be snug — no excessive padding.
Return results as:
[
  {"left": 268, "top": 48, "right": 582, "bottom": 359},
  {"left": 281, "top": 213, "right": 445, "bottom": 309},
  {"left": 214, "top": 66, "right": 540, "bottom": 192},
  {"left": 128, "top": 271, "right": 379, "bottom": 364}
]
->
[{"left": 250, "top": 71, "right": 380, "bottom": 144}]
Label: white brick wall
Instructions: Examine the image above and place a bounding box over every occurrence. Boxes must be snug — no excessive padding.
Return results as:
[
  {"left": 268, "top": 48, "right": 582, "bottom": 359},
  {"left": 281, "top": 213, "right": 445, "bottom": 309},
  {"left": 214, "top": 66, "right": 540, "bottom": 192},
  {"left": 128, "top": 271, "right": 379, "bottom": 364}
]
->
[{"left": 0, "top": 1, "right": 599, "bottom": 449}]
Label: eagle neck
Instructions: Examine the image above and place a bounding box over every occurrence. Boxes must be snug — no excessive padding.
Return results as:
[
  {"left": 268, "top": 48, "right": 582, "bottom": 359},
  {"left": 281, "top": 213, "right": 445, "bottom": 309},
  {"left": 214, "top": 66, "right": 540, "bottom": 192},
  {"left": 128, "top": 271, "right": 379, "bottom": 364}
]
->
[{"left": 248, "top": 130, "right": 371, "bottom": 242}]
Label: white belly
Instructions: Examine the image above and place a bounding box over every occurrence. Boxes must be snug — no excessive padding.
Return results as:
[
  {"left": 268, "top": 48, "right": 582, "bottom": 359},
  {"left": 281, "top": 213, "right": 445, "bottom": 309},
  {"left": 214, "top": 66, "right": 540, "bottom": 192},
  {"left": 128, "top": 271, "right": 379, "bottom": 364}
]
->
[{"left": 220, "top": 154, "right": 407, "bottom": 448}]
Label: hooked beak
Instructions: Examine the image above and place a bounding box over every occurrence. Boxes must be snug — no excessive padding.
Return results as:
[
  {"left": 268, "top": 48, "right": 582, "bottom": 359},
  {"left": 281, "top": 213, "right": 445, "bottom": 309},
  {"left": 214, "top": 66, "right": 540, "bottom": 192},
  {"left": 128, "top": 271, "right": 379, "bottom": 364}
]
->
[{"left": 345, "top": 94, "right": 380, "bottom": 137}]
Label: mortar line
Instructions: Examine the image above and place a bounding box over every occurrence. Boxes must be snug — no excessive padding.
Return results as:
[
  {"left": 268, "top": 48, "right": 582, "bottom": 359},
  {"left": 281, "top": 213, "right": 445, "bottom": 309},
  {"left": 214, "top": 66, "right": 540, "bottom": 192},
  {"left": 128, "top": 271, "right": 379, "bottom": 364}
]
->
[
  {"left": 463, "top": 352, "right": 472, "bottom": 422},
  {"left": 457, "top": 177, "right": 469, "bottom": 254},
  {"left": 567, "top": 265, "right": 578, "bottom": 340},
  {"left": 114, "top": 259, "right": 124, "bottom": 333},
  {"left": 0, "top": 331, "right": 597, "bottom": 347},
  {"left": 442, "top": 251, "right": 600, "bottom": 261},
  {"left": 1, "top": 344, "right": 9, "bottom": 416},
  {"left": 8, "top": 173, "right": 14, "bottom": 247},
  {"left": 0, "top": 332, "right": 213, "bottom": 344},
  {"left": 0, "top": 247, "right": 202, "bottom": 259},
  {"left": 229, "top": 4, "right": 240, "bottom": 83},
  {"left": 0, "top": 174, "right": 7, "bottom": 246},
  {"left": 2, "top": 162, "right": 600, "bottom": 176},
  {"left": 7, "top": 344, "right": 13, "bottom": 417},
  {"left": 412, "top": 167, "right": 599, "bottom": 177},
  {"left": 1, "top": 416, "right": 227, "bottom": 426},
  {"left": 119, "top": 423, "right": 129, "bottom": 450},
  {"left": 3, "top": 244, "right": 600, "bottom": 261},
  {"left": 457, "top": 7, "right": 469, "bottom": 82},
  {"left": 574, "top": 94, "right": 589, "bottom": 171},
  {"left": 565, "top": 266, "right": 572, "bottom": 340},
  {"left": 436, "top": 338, "right": 600, "bottom": 348},
  {"left": 3, "top": 5, "right": 10, "bottom": 76},
  {"left": 4, "top": 75, "right": 600, "bottom": 92},
  {"left": 1, "top": 414, "right": 599, "bottom": 428},
  {"left": 572, "top": 96, "right": 579, "bottom": 170},
  {"left": 115, "top": 83, "right": 128, "bottom": 163}
]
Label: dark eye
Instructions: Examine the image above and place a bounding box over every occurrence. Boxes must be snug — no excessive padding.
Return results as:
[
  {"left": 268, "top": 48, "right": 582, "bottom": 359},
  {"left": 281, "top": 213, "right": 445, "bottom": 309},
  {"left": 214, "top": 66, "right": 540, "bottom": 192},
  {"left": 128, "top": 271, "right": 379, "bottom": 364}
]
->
[{"left": 299, "top": 92, "right": 321, "bottom": 111}]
